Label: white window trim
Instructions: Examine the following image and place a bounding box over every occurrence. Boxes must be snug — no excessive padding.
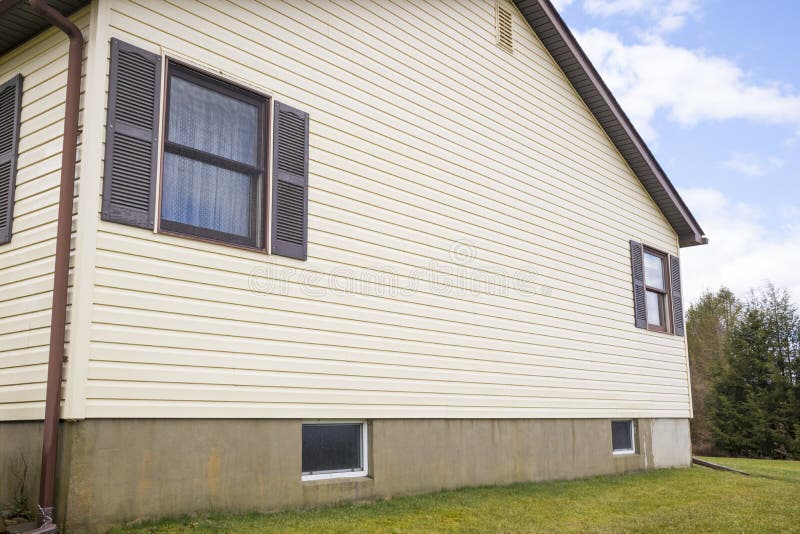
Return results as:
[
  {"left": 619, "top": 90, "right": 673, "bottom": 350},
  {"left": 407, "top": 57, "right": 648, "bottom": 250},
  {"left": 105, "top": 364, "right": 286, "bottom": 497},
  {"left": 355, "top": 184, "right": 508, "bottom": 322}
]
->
[
  {"left": 611, "top": 419, "right": 636, "bottom": 455},
  {"left": 301, "top": 421, "right": 368, "bottom": 482}
]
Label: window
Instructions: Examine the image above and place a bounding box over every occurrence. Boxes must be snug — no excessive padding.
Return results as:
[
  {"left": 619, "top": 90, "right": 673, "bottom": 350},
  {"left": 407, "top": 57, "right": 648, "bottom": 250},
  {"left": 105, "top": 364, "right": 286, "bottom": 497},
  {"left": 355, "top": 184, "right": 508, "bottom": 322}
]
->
[
  {"left": 301, "top": 422, "right": 368, "bottom": 481},
  {"left": 159, "top": 62, "right": 268, "bottom": 248},
  {"left": 611, "top": 420, "right": 635, "bottom": 454},
  {"left": 629, "top": 240, "right": 685, "bottom": 335},
  {"left": 643, "top": 248, "right": 669, "bottom": 332},
  {"left": 103, "top": 40, "right": 310, "bottom": 259}
]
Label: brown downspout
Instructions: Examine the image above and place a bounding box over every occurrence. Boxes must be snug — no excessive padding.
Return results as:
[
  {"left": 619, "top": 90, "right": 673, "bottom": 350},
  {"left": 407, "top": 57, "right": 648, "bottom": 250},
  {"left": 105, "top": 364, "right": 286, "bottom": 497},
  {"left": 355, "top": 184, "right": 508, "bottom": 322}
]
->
[{"left": 25, "top": 1, "right": 84, "bottom": 532}]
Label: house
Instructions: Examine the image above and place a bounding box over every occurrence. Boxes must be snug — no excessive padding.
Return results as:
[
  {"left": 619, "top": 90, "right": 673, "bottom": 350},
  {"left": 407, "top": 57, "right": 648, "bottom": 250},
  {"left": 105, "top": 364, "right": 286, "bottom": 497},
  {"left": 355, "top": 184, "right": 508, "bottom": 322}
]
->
[{"left": 0, "top": 0, "right": 706, "bottom": 531}]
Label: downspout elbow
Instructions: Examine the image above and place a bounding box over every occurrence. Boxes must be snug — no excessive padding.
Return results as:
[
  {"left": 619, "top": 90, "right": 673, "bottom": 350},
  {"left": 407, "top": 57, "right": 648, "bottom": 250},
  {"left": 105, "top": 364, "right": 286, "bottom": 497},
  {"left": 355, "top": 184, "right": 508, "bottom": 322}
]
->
[{"left": 29, "top": 0, "right": 84, "bottom": 41}]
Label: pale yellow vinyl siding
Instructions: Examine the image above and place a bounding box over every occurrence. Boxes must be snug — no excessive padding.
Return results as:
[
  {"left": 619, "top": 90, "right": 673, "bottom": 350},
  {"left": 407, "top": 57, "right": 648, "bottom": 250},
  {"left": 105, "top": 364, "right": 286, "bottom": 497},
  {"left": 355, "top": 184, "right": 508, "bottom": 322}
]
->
[
  {"left": 0, "top": 10, "right": 90, "bottom": 421},
  {"left": 86, "top": 0, "right": 689, "bottom": 418}
]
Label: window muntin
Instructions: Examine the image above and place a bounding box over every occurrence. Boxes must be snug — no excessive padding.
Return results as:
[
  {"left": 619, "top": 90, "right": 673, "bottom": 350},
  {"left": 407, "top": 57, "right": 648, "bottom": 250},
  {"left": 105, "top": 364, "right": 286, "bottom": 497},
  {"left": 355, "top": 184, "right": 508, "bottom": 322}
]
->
[
  {"left": 160, "top": 62, "right": 267, "bottom": 248},
  {"left": 611, "top": 420, "right": 635, "bottom": 454},
  {"left": 302, "top": 422, "right": 367, "bottom": 480},
  {"left": 643, "top": 248, "right": 670, "bottom": 332}
]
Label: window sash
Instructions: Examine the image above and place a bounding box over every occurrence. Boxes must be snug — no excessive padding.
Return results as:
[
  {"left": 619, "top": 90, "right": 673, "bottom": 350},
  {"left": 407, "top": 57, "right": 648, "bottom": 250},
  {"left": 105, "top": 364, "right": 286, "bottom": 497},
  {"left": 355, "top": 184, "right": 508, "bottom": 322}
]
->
[
  {"left": 159, "top": 61, "right": 268, "bottom": 250},
  {"left": 643, "top": 247, "right": 671, "bottom": 333}
]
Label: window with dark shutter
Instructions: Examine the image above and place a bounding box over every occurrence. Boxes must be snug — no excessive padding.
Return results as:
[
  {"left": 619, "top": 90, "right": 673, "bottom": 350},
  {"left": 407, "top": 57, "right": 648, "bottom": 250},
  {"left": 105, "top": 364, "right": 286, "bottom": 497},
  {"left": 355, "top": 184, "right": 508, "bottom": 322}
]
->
[
  {"left": 670, "top": 255, "right": 685, "bottom": 336},
  {"left": 0, "top": 74, "right": 22, "bottom": 245},
  {"left": 102, "top": 39, "right": 162, "bottom": 229},
  {"left": 102, "top": 42, "right": 308, "bottom": 256},
  {"left": 271, "top": 101, "right": 309, "bottom": 260},
  {"left": 631, "top": 240, "right": 680, "bottom": 335}
]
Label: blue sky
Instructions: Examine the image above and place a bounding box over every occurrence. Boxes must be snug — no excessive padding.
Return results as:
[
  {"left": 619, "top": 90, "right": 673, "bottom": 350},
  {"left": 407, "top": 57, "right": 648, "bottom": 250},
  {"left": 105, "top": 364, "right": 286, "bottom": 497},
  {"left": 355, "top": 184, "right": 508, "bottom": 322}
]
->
[{"left": 553, "top": 0, "right": 800, "bottom": 305}]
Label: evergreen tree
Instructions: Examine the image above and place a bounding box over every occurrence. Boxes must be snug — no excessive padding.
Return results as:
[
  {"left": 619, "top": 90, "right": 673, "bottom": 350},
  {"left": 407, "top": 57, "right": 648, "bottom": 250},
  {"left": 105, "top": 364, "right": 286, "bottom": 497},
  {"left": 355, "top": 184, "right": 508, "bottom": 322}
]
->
[
  {"left": 711, "top": 285, "right": 800, "bottom": 458},
  {"left": 686, "top": 288, "right": 740, "bottom": 454}
]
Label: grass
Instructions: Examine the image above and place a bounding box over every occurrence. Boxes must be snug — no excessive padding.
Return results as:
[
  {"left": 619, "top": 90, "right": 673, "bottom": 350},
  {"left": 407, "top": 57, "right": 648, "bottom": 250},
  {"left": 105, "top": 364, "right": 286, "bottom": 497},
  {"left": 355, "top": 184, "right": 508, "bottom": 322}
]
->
[{"left": 111, "top": 457, "right": 800, "bottom": 533}]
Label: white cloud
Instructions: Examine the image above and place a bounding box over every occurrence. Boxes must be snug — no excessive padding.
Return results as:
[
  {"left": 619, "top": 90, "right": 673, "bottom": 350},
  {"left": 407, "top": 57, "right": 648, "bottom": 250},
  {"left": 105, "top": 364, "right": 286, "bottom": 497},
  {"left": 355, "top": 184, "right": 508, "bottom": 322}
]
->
[
  {"left": 784, "top": 128, "right": 800, "bottom": 147},
  {"left": 679, "top": 188, "right": 800, "bottom": 306},
  {"left": 551, "top": 0, "right": 577, "bottom": 11},
  {"left": 573, "top": 29, "right": 800, "bottom": 139},
  {"left": 583, "top": 0, "right": 700, "bottom": 34},
  {"left": 723, "top": 152, "right": 784, "bottom": 177}
]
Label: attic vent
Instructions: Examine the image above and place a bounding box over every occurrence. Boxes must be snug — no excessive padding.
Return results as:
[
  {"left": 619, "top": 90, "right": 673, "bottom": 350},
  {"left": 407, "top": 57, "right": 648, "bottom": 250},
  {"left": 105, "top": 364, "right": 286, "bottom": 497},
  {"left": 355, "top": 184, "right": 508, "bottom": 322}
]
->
[{"left": 496, "top": 3, "right": 513, "bottom": 53}]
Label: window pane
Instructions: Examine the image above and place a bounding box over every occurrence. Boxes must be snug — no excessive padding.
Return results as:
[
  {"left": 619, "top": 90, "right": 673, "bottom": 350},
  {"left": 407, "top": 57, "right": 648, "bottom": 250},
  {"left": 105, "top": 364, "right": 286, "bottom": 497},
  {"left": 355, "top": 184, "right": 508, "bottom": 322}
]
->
[
  {"left": 302, "top": 423, "right": 362, "bottom": 474},
  {"left": 168, "top": 76, "right": 258, "bottom": 165},
  {"left": 643, "top": 252, "right": 665, "bottom": 290},
  {"left": 646, "top": 290, "right": 664, "bottom": 326},
  {"left": 612, "top": 420, "right": 634, "bottom": 452},
  {"left": 161, "top": 153, "right": 254, "bottom": 238}
]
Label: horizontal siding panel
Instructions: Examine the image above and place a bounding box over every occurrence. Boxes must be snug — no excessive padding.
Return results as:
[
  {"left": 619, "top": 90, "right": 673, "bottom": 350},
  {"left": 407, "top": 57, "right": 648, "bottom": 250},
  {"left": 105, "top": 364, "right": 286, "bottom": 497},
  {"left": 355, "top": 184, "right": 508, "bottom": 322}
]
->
[
  {"left": 92, "top": 262, "right": 686, "bottom": 358},
  {"left": 85, "top": 381, "right": 687, "bottom": 410},
  {"left": 91, "top": 302, "right": 685, "bottom": 361},
  {"left": 86, "top": 363, "right": 687, "bottom": 397},
  {"left": 0, "top": 346, "right": 49, "bottom": 369},
  {"left": 91, "top": 343, "right": 685, "bottom": 387},
  {"left": 92, "top": 238, "right": 687, "bottom": 355},
  {"left": 0, "top": 364, "right": 47, "bottom": 387}
]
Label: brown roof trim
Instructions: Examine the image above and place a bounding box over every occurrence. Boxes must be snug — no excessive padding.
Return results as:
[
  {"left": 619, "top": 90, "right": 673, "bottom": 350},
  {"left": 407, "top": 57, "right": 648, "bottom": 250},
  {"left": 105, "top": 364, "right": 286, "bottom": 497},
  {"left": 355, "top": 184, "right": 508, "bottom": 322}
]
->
[{"left": 514, "top": 0, "right": 707, "bottom": 247}]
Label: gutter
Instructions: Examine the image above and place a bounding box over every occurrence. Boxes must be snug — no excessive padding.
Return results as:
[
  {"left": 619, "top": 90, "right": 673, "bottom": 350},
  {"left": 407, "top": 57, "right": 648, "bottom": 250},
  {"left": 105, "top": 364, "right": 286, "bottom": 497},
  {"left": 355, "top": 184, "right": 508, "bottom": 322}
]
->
[{"left": 20, "top": 1, "right": 84, "bottom": 532}]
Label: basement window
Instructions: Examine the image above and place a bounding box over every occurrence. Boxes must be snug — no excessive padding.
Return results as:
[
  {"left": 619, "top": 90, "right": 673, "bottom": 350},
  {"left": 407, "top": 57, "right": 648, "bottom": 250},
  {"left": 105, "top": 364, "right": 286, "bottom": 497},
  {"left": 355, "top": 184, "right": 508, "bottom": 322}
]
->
[
  {"left": 301, "top": 422, "right": 368, "bottom": 481},
  {"left": 611, "top": 420, "right": 636, "bottom": 455}
]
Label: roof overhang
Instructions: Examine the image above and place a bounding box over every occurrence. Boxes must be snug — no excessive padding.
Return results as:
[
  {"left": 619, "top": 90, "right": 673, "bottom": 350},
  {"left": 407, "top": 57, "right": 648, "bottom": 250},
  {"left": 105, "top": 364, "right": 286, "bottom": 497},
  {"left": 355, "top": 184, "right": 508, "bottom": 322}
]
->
[
  {"left": 0, "top": 0, "right": 89, "bottom": 57},
  {"left": 514, "top": 0, "right": 707, "bottom": 247}
]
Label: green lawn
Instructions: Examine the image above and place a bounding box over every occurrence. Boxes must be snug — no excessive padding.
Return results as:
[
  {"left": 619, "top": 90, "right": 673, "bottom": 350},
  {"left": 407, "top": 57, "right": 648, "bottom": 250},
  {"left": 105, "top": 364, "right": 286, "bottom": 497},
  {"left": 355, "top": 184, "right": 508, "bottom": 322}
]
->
[{"left": 111, "top": 457, "right": 800, "bottom": 533}]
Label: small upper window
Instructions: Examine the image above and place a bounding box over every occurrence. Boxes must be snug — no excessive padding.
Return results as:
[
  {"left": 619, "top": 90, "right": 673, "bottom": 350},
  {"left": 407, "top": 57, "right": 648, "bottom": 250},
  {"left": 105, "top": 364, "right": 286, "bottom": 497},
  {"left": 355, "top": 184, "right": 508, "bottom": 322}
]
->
[
  {"left": 160, "top": 62, "right": 268, "bottom": 248},
  {"left": 302, "top": 422, "right": 367, "bottom": 481},
  {"left": 611, "top": 420, "right": 635, "bottom": 454},
  {"left": 643, "top": 249, "right": 669, "bottom": 332}
]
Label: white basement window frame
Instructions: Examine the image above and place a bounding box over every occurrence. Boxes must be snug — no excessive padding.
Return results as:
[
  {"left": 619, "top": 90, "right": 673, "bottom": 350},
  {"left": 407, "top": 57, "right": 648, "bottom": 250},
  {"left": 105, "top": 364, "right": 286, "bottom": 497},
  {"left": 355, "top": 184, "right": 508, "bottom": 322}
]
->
[
  {"left": 301, "top": 421, "right": 369, "bottom": 481},
  {"left": 611, "top": 419, "right": 636, "bottom": 455}
]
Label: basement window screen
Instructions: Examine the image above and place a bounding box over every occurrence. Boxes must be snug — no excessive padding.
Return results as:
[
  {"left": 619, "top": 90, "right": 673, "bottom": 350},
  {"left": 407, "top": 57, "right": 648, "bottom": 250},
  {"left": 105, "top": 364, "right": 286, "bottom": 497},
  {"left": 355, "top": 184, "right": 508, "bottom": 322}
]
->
[
  {"left": 302, "top": 422, "right": 367, "bottom": 480},
  {"left": 159, "top": 62, "right": 268, "bottom": 248},
  {"left": 611, "top": 420, "right": 635, "bottom": 454}
]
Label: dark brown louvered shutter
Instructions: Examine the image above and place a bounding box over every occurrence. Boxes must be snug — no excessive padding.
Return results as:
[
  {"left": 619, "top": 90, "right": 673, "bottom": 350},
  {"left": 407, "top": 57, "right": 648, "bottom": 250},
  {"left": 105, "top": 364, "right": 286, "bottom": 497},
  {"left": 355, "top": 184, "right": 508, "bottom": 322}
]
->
[
  {"left": 271, "top": 101, "right": 308, "bottom": 260},
  {"left": 102, "top": 38, "right": 161, "bottom": 229},
  {"left": 669, "top": 254, "right": 685, "bottom": 336},
  {"left": 629, "top": 240, "right": 647, "bottom": 329},
  {"left": 0, "top": 74, "right": 22, "bottom": 245}
]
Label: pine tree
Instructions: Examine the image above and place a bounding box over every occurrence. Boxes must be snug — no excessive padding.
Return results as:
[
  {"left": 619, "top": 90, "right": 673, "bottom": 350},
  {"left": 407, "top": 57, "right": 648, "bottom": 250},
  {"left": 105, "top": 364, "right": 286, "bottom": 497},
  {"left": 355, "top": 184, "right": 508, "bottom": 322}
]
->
[
  {"left": 710, "top": 285, "right": 800, "bottom": 458},
  {"left": 686, "top": 288, "right": 740, "bottom": 454}
]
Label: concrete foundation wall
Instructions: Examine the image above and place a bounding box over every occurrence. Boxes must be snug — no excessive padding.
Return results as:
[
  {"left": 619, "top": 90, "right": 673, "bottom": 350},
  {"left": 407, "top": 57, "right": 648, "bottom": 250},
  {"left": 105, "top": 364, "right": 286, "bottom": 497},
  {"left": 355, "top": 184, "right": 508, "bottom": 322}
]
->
[
  {"left": 0, "top": 418, "right": 690, "bottom": 532},
  {"left": 650, "top": 418, "right": 692, "bottom": 468}
]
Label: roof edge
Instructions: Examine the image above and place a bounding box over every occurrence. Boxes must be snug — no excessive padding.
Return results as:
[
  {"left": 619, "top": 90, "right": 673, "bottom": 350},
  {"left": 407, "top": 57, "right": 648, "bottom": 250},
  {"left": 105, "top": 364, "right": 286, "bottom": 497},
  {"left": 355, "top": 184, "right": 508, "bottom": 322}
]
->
[{"left": 515, "top": 0, "right": 707, "bottom": 247}]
